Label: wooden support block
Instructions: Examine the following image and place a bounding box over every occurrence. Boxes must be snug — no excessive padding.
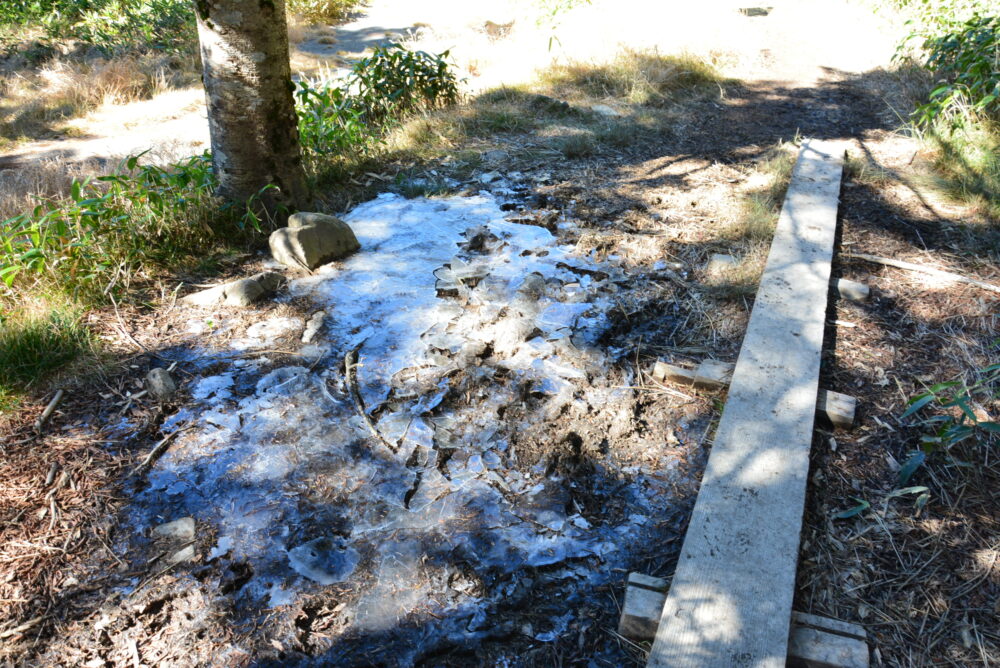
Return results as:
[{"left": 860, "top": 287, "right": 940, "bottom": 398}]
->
[
  {"left": 693, "top": 359, "right": 735, "bottom": 389},
  {"left": 791, "top": 612, "right": 866, "bottom": 642},
  {"left": 655, "top": 359, "right": 857, "bottom": 430},
  {"left": 652, "top": 361, "right": 696, "bottom": 384},
  {"left": 619, "top": 573, "right": 669, "bottom": 641},
  {"left": 788, "top": 611, "right": 868, "bottom": 668},
  {"left": 620, "top": 575, "right": 870, "bottom": 668},
  {"left": 834, "top": 279, "right": 870, "bottom": 302},
  {"left": 652, "top": 360, "right": 732, "bottom": 388},
  {"left": 817, "top": 390, "right": 856, "bottom": 429}
]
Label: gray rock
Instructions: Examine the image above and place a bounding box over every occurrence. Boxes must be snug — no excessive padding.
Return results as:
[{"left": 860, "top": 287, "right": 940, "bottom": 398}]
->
[
  {"left": 152, "top": 517, "right": 195, "bottom": 541},
  {"left": 479, "top": 171, "right": 501, "bottom": 185},
  {"left": 302, "top": 310, "right": 326, "bottom": 344},
  {"left": 183, "top": 271, "right": 285, "bottom": 308},
  {"left": 181, "top": 284, "right": 226, "bottom": 307},
  {"left": 591, "top": 103, "right": 621, "bottom": 117},
  {"left": 222, "top": 271, "right": 284, "bottom": 306},
  {"left": 222, "top": 278, "right": 265, "bottom": 306},
  {"left": 483, "top": 149, "right": 509, "bottom": 163},
  {"left": 270, "top": 212, "right": 360, "bottom": 270},
  {"left": 146, "top": 368, "right": 178, "bottom": 401}
]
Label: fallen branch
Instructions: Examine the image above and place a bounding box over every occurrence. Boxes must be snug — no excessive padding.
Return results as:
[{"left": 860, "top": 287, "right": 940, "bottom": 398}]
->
[
  {"left": 344, "top": 344, "right": 397, "bottom": 453},
  {"left": 0, "top": 616, "right": 46, "bottom": 640},
  {"left": 34, "top": 389, "right": 64, "bottom": 434},
  {"left": 133, "top": 425, "right": 194, "bottom": 475},
  {"left": 845, "top": 252, "right": 1000, "bottom": 294}
]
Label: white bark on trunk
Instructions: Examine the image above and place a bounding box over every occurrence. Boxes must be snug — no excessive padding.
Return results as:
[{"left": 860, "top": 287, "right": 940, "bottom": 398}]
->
[{"left": 195, "top": 0, "right": 309, "bottom": 212}]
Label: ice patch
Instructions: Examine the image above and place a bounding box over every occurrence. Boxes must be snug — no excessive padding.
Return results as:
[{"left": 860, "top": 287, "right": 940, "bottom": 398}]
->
[
  {"left": 123, "top": 192, "right": 689, "bottom": 663},
  {"left": 190, "top": 374, "right": 234, "bottom": 402}
]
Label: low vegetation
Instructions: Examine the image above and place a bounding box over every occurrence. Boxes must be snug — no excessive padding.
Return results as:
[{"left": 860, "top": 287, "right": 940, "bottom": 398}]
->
[
  {"left": 0, "top": 42, "right": 457, "bottom": 405},
  {"left": 0, "top": 302, "right": 91, "bottom": 411},
  {"left": 891, "top": 0, "right": 1000, "bottom": 220}
]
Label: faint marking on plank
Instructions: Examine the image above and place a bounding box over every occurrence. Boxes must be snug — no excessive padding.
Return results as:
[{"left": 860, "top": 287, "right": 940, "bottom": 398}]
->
[{"left": 647, "top": 139, "right": 845, "bottom": 668}]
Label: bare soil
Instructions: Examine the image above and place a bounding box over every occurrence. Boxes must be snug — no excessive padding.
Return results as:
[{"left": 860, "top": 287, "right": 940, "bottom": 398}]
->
[{"left": 2, "top": 2, "right": 999, "bottom": 667}]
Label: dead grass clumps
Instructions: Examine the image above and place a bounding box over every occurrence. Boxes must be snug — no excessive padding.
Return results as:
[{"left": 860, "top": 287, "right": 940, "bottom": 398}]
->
[
  {"left": 0, "top": 158, "right": 102, "bottom": 222},
  {"left": 0, "top": 52, "right": 199, "bottom": 143},
  {"left": 726, "top": 143, "right": 797, "bottom": 243},
  {"left": 537, "top": 49, "right": 725, "bottom": 106}
]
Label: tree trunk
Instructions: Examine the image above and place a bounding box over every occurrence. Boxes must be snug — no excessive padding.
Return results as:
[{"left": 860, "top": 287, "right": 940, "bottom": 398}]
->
[{"left": 195, "top": 0, "right": 309, "bottom": 214}]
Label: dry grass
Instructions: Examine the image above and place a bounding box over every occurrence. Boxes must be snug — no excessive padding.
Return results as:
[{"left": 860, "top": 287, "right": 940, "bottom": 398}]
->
[
  {"left": 0, "top": 158, "right": 104, "bottom": 221},
  {"left": 536, "top": 49, "right": 727, "bottom": 106},
  {"left": 0, "top": 52, "right": 199, "bottom": 145}
]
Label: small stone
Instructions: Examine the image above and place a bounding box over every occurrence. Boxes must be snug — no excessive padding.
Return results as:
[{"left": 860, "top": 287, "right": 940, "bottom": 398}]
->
[
  {"left": 591, "top": 104, "right": 621, "bottom": 117},
  {"left": 302, "top": 310, "right": 326, "bottom": 344},
  {"left": 706, "top": 253, "right": 738, "bottom": 276},
  {"left": 483, "top": 149, "right": 508, "bottom": 163},
  {"left": 181, "top": 284, "right": 226, "bottom": 307},
  {"left": 152, "top": 517, "right": 195, "bottom": 542},
  {"left": 222, "top": 278, "right": 264, "bottom": 306},
  {"left": 270, "top": 212, "right": 360, "bottom": 270},
  {"left": 166, "top": 544, "right": 196, "bottom": 565},
  {"left": 146, "top": 368, "right": 178, "bottom": 401},
  {"left": 222, "top": 271, "right": 284, "bottom": 306}
]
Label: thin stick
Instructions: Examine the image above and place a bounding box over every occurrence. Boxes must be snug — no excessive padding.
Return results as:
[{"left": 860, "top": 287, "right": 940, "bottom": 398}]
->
[
  {"left": 133, "top": 425, "right": 194, "bottom": 475},
  {"left": 845, "top": 252, "right": 1000, "bottom": 294},
  {"left": 345, "top": 344, "right": 396, "bottom": 453},
  {"left": 34, "top": 390, "right": 64, "bottom": 434},
  {"left": 0, "top": 616, "right": 45, "bottom": 640}
]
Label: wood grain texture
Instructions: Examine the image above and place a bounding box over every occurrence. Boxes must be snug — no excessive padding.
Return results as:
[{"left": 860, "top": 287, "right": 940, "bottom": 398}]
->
[{"left": 647, "top": 140, "right": 845, "bottom": 667}]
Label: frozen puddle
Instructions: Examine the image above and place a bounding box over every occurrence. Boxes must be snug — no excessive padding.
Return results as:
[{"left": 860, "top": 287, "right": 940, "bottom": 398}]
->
[{"left": 135, "top": 193, "right": 694, "bottom": 663}]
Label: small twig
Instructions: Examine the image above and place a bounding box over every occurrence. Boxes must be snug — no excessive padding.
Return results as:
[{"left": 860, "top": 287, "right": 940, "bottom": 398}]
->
[
  {"left": 133, "top": 425, "right": 195, "bottom": 475},
  {"left": 0, "top": 616, "right": 46, "bottom": 640},
  {"left": 345, "top": 343, "right": 397, "bottom": 453},
  {"left": 34, "top": 389, "right": 64, "bottom": 434},
  {"left": 845, "top": 252, "right": 1000, "bottom": 294}
]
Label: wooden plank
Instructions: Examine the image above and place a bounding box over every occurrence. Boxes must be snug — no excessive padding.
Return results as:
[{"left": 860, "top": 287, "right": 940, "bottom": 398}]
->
[
  {"left": 654, "top": 360, "right": 856, "bottom": 430},
  {"left": 618, "top": 576, "right": 870, "bottom": 668},
  {"left": 787, "top": 626, "right": 869, "bottom": 668},
  {"left": 833, "top": 278, "right": 870, "bottom": 302},
  {"left": 816, "top": 390, "right": 856, "bottom": 429},
  {"left": 647, "top": 140, "right": 845, "bottom": 668}
]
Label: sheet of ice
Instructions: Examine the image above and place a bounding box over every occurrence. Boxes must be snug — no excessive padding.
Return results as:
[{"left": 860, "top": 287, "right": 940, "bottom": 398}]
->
[{"left": 124, "top": 193, "right": 691, "bottom": 664}]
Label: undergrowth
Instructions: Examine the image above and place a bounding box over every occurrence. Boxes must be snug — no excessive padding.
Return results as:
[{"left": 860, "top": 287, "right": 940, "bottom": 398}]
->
[
  {"left": 0, "top": 302, "right": 91, "bottom": 411},
  {"left": 886, "top": 0, "right": 999, "bottom": 221},
  {"left": 703, "top": 142, "right": 796, "bottom": 298},
  {"left": 298, "top": 43, "right": 458, "bottom": 182}
]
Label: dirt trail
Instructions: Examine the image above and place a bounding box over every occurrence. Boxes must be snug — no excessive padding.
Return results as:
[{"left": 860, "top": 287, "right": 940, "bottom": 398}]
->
[
  {"left": 0, "top": 0, "right": 900, "bottom": 170},
  {"left": 13, "top": 2, "right": 996, "bottom": 667}
]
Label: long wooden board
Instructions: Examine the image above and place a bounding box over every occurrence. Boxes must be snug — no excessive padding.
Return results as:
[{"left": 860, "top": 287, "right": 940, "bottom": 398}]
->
[{"left": 647, "top": 140, "right": 845, "bottom": 667}]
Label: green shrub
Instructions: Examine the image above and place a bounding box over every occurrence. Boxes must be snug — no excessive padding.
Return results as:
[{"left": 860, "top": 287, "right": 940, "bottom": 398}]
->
[
  {"left": 296, "top": 44, "right": 458, "bottom": 160},
  {"left": 65, "top": 0, "right": 195, "bottom": 54},
  {"left": 287, "top": 0, "right": 363, "bottom": 23},
  {"left": 1, "top": 0, "right": 196, "bottom": 54},
  {"left": 0, "top": 305, "right": 90, "bottom": 399},
  {"left": 0, "top": 152, "right": 261, "bottom": 302},
  {"left": 916, "top": 14, "right": 999, "bottom": 125},
  {"left": 898, "top": 361, "right": 1000, "bottom": 485}
]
